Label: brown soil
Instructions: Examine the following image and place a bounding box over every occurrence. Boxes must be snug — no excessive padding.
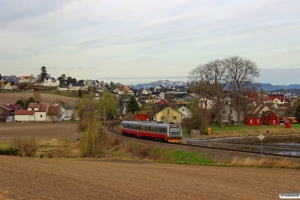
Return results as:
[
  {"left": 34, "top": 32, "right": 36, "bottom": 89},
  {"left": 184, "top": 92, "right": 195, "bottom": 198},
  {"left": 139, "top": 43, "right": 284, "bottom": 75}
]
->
[
  {"left": 0, "top": 156, "right": 298, "bottom": 200},
  {"left": 0, "top": 123, "right": 80, "bottom": 141},
  {"left": 0, "top": 92, "right": 76, "bottom": 104}
]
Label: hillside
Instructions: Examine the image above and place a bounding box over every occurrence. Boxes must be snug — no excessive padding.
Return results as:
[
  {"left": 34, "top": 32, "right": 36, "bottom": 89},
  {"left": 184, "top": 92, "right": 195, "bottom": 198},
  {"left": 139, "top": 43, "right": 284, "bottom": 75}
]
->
[{"left": 0, "top": 92, "right": 77, "bottom": 104}]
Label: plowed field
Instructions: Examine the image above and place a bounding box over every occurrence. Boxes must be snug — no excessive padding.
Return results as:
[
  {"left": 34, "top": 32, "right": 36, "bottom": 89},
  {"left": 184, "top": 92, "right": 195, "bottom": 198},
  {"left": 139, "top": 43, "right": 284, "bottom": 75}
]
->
[
  {"left": 0, "top": 92, "right": 76, "bottom": 104},
  {"left": 0, "top": 156, "right": 298, "bottom": 200}
]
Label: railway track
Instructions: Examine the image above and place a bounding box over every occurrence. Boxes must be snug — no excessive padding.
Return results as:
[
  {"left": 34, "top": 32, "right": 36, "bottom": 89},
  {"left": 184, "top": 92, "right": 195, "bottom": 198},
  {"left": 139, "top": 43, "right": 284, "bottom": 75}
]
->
[{"left": 107, "top": 121, "right": 300, "bottom": 159}]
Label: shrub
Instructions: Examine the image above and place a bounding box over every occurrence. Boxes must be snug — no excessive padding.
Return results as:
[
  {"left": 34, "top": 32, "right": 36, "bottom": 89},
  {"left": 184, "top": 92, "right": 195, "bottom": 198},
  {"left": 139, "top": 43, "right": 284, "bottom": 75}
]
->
[
  {"left": 12, "top": 137, "right": 38, "bottom": 157},
  {"left": 0, "top": 147, "right": 19, "bottom": 156}
]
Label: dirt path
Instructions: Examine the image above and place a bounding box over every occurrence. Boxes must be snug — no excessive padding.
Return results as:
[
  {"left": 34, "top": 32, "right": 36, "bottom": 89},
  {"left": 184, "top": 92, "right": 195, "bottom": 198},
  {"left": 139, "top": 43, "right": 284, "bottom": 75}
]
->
[{"left": 0, "top": 156, "right": 298, "bottom": 200}]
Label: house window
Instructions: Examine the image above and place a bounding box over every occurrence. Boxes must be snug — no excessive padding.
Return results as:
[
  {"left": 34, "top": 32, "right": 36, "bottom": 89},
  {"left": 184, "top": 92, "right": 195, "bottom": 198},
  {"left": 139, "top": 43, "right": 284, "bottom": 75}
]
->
[
  {"left": 161, "top": 116, "right": 165, "bottom": 121},
  {"left": 257, "top": 119, "right": 260, "bottom": 123},
  {"left": 40, "top": 115, "right": 42, "bottom": 118},
  {"left": 250, "top": 119, "right": 252, "bottom": 123},
  {"left": 173, "top": 116, "right": 177, "bottom": 120},
  {"left": 32, "top": 108, "right": 34, "bottom": 111}
]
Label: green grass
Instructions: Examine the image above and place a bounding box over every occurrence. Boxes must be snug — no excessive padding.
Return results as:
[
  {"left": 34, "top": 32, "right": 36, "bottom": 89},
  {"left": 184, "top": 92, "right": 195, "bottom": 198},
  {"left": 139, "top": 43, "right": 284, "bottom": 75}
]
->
[
  {"left": 182, "top": 130, "right": 190, "bottom": 137},
  {"left": 167, "top": 149, "right": 213, "bottom": 164},
  {"left": 48, "top": 91, "right": 80, "bottom": 98}
]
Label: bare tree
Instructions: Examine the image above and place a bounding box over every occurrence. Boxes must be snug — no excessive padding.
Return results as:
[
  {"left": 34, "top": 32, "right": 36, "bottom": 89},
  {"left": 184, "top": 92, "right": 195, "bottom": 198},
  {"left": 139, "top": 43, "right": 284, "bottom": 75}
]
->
[
  {"left": 188, "top": 60, "right": 229, "bottom": 126},
  {"left": 223, "top": 56, "right": 260, "bottom": 125}
]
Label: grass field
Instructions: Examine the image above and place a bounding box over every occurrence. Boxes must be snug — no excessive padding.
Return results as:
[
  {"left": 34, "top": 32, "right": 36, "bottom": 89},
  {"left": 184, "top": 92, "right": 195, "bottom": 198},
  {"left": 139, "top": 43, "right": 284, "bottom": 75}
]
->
[{"left": 184, "top": 123, "right": 300, "bottom": 138}]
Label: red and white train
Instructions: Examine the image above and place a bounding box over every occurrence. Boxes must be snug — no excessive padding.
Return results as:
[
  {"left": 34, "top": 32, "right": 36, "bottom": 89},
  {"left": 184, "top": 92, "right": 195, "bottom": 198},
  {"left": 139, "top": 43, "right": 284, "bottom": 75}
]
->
[{"left": 121, "top": 121, "right": 182, "bottom": 143}]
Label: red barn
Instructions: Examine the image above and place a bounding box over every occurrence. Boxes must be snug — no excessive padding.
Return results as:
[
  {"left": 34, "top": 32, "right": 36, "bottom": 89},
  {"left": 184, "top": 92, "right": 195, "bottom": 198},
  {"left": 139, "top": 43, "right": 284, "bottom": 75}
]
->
[
  {"left": 262, "top": 111, "right": 279, "bottom": 125},
  {"left": 246, "top": 114, "right": 262, "bottom": 126}
]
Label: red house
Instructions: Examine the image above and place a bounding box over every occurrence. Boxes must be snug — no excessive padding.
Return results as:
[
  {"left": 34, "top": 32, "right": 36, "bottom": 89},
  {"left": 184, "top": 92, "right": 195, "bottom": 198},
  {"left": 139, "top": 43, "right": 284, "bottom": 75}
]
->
[
  {"left": 135, "top": 112, "right": 149, "bottom": 121},
  {"left": 246, "top": 114, "right": 262, "bottom": 126},
  {"left": 262, "top": 111, "right": 279, "bottom": 125},
  {"left": 158, "top": 99, "right": 169, "bottom": 106}
]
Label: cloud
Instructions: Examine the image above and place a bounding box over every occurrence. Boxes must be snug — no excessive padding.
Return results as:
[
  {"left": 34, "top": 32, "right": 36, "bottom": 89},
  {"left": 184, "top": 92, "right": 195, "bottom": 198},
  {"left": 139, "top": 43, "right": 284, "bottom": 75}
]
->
[{"left": 0, "top": 0, "right": 299, "bottom": 86}]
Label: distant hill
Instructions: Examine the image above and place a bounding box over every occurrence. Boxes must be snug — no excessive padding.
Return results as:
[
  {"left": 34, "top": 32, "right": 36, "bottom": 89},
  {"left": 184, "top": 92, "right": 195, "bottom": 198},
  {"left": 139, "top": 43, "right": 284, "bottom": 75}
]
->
[
  {"left": 260, "top": 83, "right": 300, "bottom": 91},
  {"left": 133, "top": 80, "right": 300, "bottom": 93},
  {"left": 134, "top": 80, "right": 186, "bottom": 89}
]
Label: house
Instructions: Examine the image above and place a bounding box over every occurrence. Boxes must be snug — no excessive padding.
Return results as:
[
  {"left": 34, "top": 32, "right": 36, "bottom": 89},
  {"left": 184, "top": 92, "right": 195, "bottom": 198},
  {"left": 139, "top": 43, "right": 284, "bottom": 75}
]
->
[
  {"left": 15, "top": 102, "right": 49, "bottom": 122},
  {"left": 154, "top": 85, "right": 164, "bottom": 92},
  {"left": 245, "top": 114, "right": 262, "bottom": 126},
  {"left": 135, "top": 111, "right": 150, "bottom": 121},
  {"left": 51, "top": 102, "right": 71, "bottom": 120},
  {"left": 199, "top": 97, "right": 215, "bottom": 109},
  {"left": 153, "top": 106, "right": 182, "bottom": 124},
  {"left": 151, "top": 92, "right": 164, "bottom": 99},
  {"left": 177, "top": 106, "right": 192, "bottom": 119},
  {"left": 96, "top": 86, "right": 107, "bottom": 93},
  {"left": 220, "top": 104, "right": 243, "bottom": 124},
  {"left": 264, "top": 92, "right": 286, "bottom": 105},
  {"left": 251, "top": 104, "right": 271, "bottom": 115},
  {"left": 68, "top": 83, "right": 86, "bottom": 91},
  {"left": 174, "top": 85, "right": 188, "bottom": 93},
  {"left": 164, "top": 90, "right": 175, "bottom": 100},
  {"left": 262, "top": 111, "right": 279, "bottom": 125},
  {"left": 174, "top": 93, "right": 186, "bottom": 101},
  {"left": 57, "top": 85, "right": 69, "bottom": 92},
  {"left": 40, "top": 77, "right": 60, "bottom": 87},
  {"left": 113, "top": 88, "right": 124, "bottom": 95},
  {"left": 4, "top": 75, "right": 18, "bottom": 85},
  {"left": 18, "top": 76, "right": 36, "bottom": 85},
  {"left": 182, "top": 93, "right": 197, "bottom": 102},
  {"left": 157, "top": 99, "right": 169, "bottom": 106},
  {"left": 46, "top": 106, "right": 62, "bottom": 122},
  {"left": 0, "top": 104, "right": 20, "bottom": 122}
]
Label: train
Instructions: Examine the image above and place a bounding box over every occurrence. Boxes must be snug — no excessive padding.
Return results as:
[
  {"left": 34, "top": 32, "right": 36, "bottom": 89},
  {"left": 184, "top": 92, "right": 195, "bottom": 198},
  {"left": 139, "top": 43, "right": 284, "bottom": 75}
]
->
[{"left": 121, "top": 121, "right": 182, "bottom": 143}]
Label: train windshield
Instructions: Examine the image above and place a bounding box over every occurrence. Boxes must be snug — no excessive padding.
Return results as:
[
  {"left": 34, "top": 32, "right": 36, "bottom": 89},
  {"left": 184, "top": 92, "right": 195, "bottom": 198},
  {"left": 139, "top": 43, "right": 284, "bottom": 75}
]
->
[{"left": 169, "top": 124, "right": 181, "bottom": 135}]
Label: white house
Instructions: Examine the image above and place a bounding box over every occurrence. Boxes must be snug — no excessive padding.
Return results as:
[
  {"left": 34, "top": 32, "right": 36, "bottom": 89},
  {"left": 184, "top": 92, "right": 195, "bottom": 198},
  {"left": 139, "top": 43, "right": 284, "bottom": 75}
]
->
[
  {"left": 220, "top": 104, "right": 243, "bottom": 124},
  {"left": 199, "top": 98, "right": 215, "bottom": 109},
  {"left": 177, "top": 106, "right": 192, "bottom": 119},
  {"left": 15, "top": 102, "right": 49, "bottom": 122},
  {"left": 40, "top": 77, "right": 60, "bottom": 87}
]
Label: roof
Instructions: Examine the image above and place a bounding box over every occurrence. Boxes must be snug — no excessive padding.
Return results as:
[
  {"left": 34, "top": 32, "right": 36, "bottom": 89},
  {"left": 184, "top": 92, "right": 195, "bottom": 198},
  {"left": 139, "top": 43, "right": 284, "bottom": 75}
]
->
[
  {"left": 71, "top": 83, "right": 84, "bottom": 87},
  {"left": 47, "top": 106, "right": 60, "bottom": 115},
  {"left": 0, "top": 104, "right": 20, "bottom": 111},
  {"left": 262, "top": 111, "right": 279, "bottom": 117},
  {"left": 15, "top": 110, "right": 35, "bottom": 115},
  {"left": 155, "top": 106, "right": 182, "bottom": 116},
  {"left": 174, "top": 93, "right": 186, "bottom": 98},
  {"left": 252, "top": 104, "right": 270, "bottom": 114},
  {"left": 28, "top": 103, "right": 48, "bottom": 112}
]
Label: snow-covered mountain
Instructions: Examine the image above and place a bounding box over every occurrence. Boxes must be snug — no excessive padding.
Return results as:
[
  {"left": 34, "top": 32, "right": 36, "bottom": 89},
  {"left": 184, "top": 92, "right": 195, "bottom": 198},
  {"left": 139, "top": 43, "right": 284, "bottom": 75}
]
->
[{"left": 133, "top": 80, "right": 186, "bottom": 89}]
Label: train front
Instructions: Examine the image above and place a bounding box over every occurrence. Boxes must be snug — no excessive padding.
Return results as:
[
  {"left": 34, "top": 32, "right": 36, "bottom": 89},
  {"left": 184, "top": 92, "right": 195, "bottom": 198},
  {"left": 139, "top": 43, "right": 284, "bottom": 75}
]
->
[{"left": 167, "top": 124, "right": 182, "bottom": 143}]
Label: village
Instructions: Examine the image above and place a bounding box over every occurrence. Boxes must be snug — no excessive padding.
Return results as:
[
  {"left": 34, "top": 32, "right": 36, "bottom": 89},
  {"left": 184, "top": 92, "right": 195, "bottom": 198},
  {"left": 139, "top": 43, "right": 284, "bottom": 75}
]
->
[{"left": 0, "top": 73, "right": 298, "bottom": 132}]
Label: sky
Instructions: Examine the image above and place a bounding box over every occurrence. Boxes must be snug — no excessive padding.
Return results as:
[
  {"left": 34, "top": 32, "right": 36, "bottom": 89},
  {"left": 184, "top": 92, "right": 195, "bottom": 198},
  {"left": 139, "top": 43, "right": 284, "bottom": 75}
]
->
[{"left": 0, "top": 0, "right": 299, "bottom": 85}]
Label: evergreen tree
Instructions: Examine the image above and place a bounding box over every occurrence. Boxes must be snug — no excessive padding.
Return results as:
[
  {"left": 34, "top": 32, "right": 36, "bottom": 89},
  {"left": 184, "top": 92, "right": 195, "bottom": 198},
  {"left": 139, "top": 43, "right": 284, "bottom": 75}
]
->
[
  {"left": 39, "top": 66, "right": 47, "bottom": 82},
  {"left": 16, "top": 100, "right": 26, "bottom": 109},
  {"left": 295, "top": 104, "right": 300, "bottom": 124},
  {"left": 78, "top": 89, "right": 83, "bottom": 98},
  {"left": 126, "top": 96, "right": 140, "bottom": 114}
]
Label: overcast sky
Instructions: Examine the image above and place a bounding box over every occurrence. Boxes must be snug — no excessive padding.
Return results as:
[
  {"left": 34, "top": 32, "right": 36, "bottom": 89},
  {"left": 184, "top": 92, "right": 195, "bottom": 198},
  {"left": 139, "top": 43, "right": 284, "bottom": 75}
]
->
[{"left": 0, "top": 0, "right": 299, "bottom": 85}]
